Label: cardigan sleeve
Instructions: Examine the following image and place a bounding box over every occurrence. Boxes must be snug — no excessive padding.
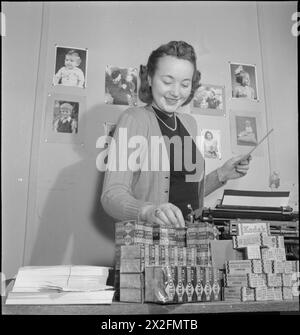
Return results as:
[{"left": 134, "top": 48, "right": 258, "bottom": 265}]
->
[
  {"left": 204, "top": 168, "right": 227, "bottom": 196},
  {"left": 101, "top": 109, "right": 153, "bottom": 221}
]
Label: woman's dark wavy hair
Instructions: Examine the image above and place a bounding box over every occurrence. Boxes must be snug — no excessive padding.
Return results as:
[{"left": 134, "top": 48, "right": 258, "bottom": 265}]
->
[{"left": 139, "top": 41, "right": 201, "bottom": 106}]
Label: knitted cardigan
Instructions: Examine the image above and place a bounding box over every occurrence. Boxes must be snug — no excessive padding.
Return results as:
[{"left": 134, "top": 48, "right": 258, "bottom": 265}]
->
[{"left": 101, "top": 104, "right": 225, "bottom": 221}]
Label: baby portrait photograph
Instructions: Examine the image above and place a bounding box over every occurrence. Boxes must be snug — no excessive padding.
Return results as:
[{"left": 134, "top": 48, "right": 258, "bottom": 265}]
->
[
  {"left": 191, "top": 84, "right": 225, "bottom": 116},
  {"left": 200, "top": 129, "right": 222, "bottom": 159},
  {"left": 105, "top": 66, "right": 138, "bottom": 106},
  {"left": 235, "top": 115, "right": 258, "bottom": 146},
  {"left": 53, "top": 46, "right": 88, "bottom": 88},
  {"left": 230, "top": 62, "right": 258, "bottom": 101}
]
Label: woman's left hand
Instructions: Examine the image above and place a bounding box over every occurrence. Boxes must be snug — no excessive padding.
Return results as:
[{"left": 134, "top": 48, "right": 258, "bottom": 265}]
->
[{"left": 218, "top": 155, "right": 252, "bottom": 182}]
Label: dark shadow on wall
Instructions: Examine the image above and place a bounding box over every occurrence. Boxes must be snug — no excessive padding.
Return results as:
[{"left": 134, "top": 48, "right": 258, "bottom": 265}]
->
[{"left": 29, "top": 104, "right": 122, "bottom": 267}]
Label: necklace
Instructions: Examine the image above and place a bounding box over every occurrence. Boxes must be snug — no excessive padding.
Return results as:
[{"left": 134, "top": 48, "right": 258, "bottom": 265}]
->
[{"left": 153, "top": 107, "right": 177, "bottom": 131}]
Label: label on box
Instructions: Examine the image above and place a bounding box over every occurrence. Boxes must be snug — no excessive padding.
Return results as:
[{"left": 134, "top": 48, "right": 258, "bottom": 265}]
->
[
  {"left": 282, "top": 274, "right": 293, "bottom": 287},
  {"left": 282, "top": 287, "right": 293, "bottom": 300},
  {"left": 225, "top": 274, "right": 248, "bottom": 287},
  {"left": 233, "top": 234, "right": 261, "bottom": 249},
  {"left": 245, "top": 245, "right": 261, "bottom": 259},
  {"left": 226, "top": 260, "right": 252, "bottom": 275},
  {"left": 237, "top": 222, "right": 270, "bottom": 236},
  {"left": 266, "top": 274, "right": 282, "bottom": 287},
  {"left": 274, "top": 287, "right": 283, "bottom": 301},
  {"left": 195, "top": 266, "right": 205, "bottom": 302},
  {"left": 272, "top": 261, "right": 285, "bottom": 274},
  {"left": 241, "top": 287, "right": 255, "bottom": 302},
  {"left": 284, "top": 261, "right": 293, "bottom": 274},
  {"left": 248, "top": 274, "right": 267, "bottom": 288},
  {"left": 186, "top": 266, "right": 196, "bottom": 302},
  {"left": 254, "top": 286, "right": 268, "bottom": 301},
  {"left": 175, "top": 266, "right": 187, "bottom": 303},
  {"left": 251, "top": 260, "right": 263, "bottom": 274},
  {"left": 224, "top": 287, "right": 241, "bottom": 301},
  {"left": 262, "top": 260, "right": 273, "bottom": 274}
]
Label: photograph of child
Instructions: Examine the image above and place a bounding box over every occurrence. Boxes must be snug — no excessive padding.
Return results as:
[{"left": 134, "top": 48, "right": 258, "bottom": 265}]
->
[
  {"left": 105, "top": 66, "right": 137, "bottom": 106},
  {"left": 200, "top": 129, "right": 222, "bottom": 159},
  {"left": 53, "top": 46, "right": 87, "bottom": 88},
  {"left": 53, "top": 100, "right": 79, "bottom": 134},
  {"left": 191, "top": 84, "right": 225, "bottom": 116},
  {"left": 230, "top": 63, "right": 258, "bottom": 100},
  {"left": 236, "top": 116, "right": 257, "bottom": 146}
]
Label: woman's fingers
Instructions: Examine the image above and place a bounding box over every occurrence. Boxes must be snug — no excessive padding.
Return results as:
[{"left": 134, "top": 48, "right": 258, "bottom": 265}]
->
[{"left": 153, "top": 204, "right": 185, "bottom": 227}]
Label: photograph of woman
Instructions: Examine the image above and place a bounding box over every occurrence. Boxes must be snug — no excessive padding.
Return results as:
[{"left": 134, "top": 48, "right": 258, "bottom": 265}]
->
[
  {"left": 201, "top": 129, "right": 221, "bottom": 159},
  {"left": 101, "top": 41, "right": 252, "bottom": 227},
  {"left": 230, "top": 63, "right": 258, "bottom": 100}
]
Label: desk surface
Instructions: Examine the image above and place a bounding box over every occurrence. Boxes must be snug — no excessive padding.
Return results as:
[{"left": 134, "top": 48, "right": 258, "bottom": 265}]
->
[{"left": 2, "top": 300, "right": 299, "bottom": 315}]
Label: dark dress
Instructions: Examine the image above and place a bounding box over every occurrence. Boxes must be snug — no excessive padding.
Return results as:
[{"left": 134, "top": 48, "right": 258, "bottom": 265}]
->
[{"left": 153, "top": 106, "right": 200, "bottom": 219}]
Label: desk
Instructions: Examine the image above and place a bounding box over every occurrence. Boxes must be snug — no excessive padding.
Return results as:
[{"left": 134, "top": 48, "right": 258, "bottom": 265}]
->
[{"left": 2, "top": 300, "right": 299, "bottom": 315}]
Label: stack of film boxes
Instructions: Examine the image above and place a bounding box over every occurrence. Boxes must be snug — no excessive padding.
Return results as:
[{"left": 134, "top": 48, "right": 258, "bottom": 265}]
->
[
  {"left": 223, "top": 221, "right": 299, "bottom": 302},
  {"left": 114, "top": 220, "right": 221, "bottom": 303}
]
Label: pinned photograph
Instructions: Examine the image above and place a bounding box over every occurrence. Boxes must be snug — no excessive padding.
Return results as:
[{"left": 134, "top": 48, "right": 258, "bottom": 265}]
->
[
  {"left": 53, "top": 46, "right": 88, "bottom": 88},
  {"left": 229, "top": 110, "right": 263, "bottom": 156},
  {"left": 53, "top": 100, "right": 79, "bottom": 134},
  {"left": 44, "top": 93, "right": 86, "bottom": 144},
  {"left": 236, "top": 116, "right": 258, "bottom": 146},
  {"left": 200, "top": 129, "right": 222, "bottom": 159},
  {"left": 191, "top": 84, "right": 225, "bottom": 116},
  {"left": 105, "top": 66, "right": 138, "bottom": 106},
  {"left": 230, "top": 62, "right": 258, "bottom": 101}
]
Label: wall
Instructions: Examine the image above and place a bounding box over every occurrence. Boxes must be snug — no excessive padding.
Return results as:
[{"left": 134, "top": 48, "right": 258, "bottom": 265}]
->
[
  {"left": 2, "top": 2, "right": 298, "bottom": 278},
  {"left": 257, "top": 1, "right": 298, "bottom": 204},
  {"left": 2, "top": 2, "right": 44, "bottom": 278}
]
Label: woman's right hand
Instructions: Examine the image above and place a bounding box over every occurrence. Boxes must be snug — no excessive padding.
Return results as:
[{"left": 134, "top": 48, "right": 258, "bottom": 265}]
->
[{"left": 139, "top": 203, "right": 185, "bottom": 228}]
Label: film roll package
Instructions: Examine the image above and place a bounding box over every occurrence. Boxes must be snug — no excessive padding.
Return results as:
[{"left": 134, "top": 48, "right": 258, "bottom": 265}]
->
[
  {"left": 144, "top": 266, "right": 222, "bottom": 304},
  {"left": 223, "top": 221, "right": 299, "bottom": 302}
]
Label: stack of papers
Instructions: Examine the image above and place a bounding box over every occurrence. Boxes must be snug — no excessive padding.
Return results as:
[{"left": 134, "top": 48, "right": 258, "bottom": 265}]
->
[
  {"left": 220, "top": 189, "right": 290, "bottom": 208},
  {"left": 6, "top": 265, "right": 114, "bottom": 305}
]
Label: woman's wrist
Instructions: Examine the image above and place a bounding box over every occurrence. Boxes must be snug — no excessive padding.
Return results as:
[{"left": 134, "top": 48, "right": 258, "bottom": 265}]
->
[{"left": 217, "top": 167, "right": 227, "bottom": 184}]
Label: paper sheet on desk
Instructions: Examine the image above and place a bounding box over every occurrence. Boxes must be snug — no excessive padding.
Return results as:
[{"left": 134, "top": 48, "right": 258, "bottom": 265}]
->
[{"left": 221, "top": 189, "right": 290, "bottom": 207}]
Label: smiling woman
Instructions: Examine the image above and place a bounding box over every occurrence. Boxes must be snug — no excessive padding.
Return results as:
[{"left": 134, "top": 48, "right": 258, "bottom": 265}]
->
[{"left": 101, "top": 41, "right": 252, "bottom": 227}]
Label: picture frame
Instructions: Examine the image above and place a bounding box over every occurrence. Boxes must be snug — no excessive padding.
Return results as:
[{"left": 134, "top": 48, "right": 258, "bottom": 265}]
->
[
  {"left": 229, "top": 110, "right": 264, "bottom": 156},
  {"left": 191, "top": 84, "right": 225, "bottom": 116},
  {"left": 105, "top": 65, "right": 138, "bottom": 106},
  {"left": 200, "top": 129, "right": 222, "bottom": 160},
  {"left": 44, "top": 93, "right": 86, "bottom": 144},
  {"left": 229, "top": 62, "right": 259, "bottom": 101},
  {"left": 52, "top": 45, "right": 88, "bottom": 89}
]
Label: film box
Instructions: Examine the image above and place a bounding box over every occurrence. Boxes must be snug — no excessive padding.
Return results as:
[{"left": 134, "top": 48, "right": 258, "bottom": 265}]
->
[
  {"left": 244, "top": 245, "right": 261, "bottom": 260},
  {"left": 225, "top": 274, "right": 248, "bottom": 287},
  {"left": 186, "top": 225, "right": 198, "bottom": 246},
  {"left": 175, "top": 228, "right": 186, "bottom": 247},
  {"left": 281, "top": 274, "right": 293, "bottom": 287},
  {"left": 254, "top": 286, "right": 268, "bottom": 301},
  {"left": 262, "top": 260, "right": 273, "bottom": 274},
  {"left": 225, "top": 260, "right": 252, "bottom": 275},
  {"left": 274, "top": 287, "right": 283, "bottom": 301},
  {"left": 211, "top": 268, "right": 222, "bottom": 301},
  {"left": 284, "top": 261, "right": 294, "bottom": 274},
  {"left": 194, "top": 266, "right": 205, "bottom": 302},
  {"left": 196, "top": 243, "right": 212, "bottom": 266},
  {"left": 272, "top": 260, "right": 285, "bottom": 274},
  {"left": 261, "top": 247, "right": 286, "bottom": 262},
  {"left": 120, "top": 259, "right": 143, "bottom": 273},
  {"left": 187, "top": 247, "right": 197, "bottom": 266},
  {"left": 121, "top": 245, "right": 144, "bottom": 259},
  {"left": 223, "top": 287, "right": 241, "bottom": 302},
  {"left": 115, "top": 220, "right": 145, "bottom": 245},
  {"left": 248, "top": 274, "right": 267, "bottom": 288},
  {"left": 202, "top": 267, "right": 213, "bottom": 302},
  {"left": 251, "top": 260, "right": 263, "bottom": 274},
  {"left": 152, "top": 225, "right": 176, "bottom": 246},
  {"left": 266, "top": 274, "right": 283, "bottom": 287},
  {"left": 144, "top": 266, "right": 177, "bottom": 304},
  {"left": 237, "top": 222, "right": 270, "bottom": 236},
  {"left": 241, "top": 287, "right": 255, "bottom": 302},
  {"left": 175, "top": 266, "right": 187, "bottom": 303},
  {"left": 186, "top": 266, "right": 197, "bottom": 302},
  {"left": 120, "top": 288, "right": 144, "bottom": 303},
  {"left": 120, "top": 273, "right": 144, "bottom": 289},
  {"left": 282, "top": 287, "right": 293, "bottom": 300},
  {"left": 232, "top": 233, "right": 261, "bottom": 249}
]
